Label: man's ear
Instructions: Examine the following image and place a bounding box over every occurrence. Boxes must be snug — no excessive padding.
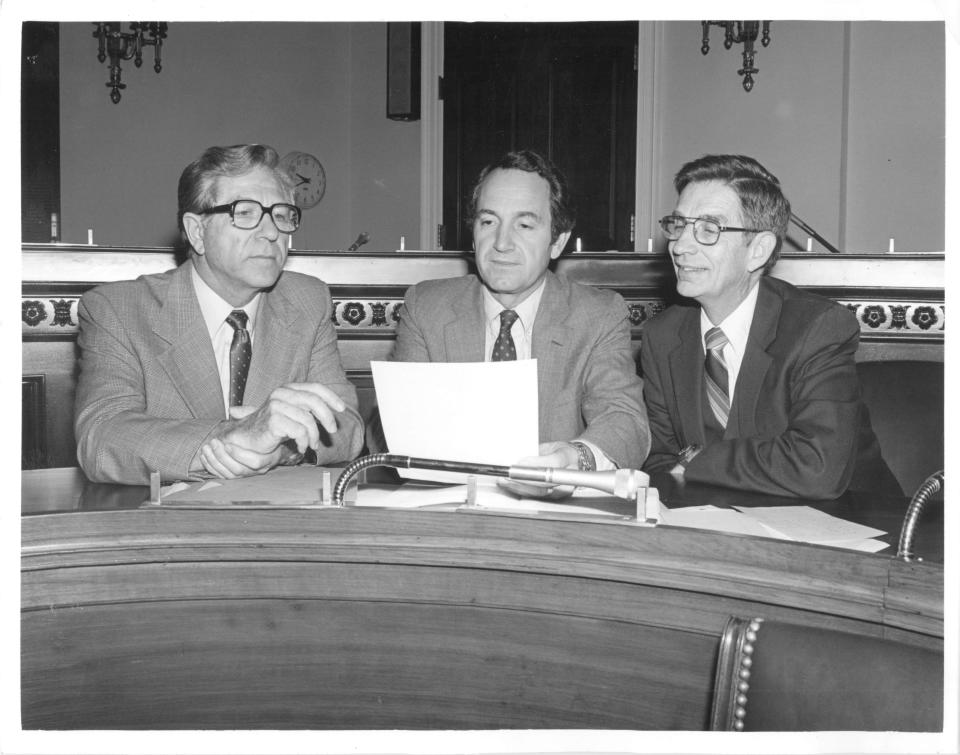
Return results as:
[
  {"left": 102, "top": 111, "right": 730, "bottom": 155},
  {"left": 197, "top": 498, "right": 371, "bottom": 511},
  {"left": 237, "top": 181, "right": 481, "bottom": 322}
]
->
[
  {"left": 550, "top": 230, "right": 572, "bottom": 259},
  {"left": 182, "top": 213, "right": 205, "bottom": 255},
  {"left": 747, "top": 231, "right": 776, "bottom": 273}
]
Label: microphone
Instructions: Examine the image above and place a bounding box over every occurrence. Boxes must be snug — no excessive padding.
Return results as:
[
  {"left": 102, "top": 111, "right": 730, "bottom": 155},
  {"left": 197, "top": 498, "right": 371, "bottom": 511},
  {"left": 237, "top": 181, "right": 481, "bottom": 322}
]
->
[
  {"left": 331, "top": 453, "right": 652, "bottom": 512},
  {"left": 507, "top": 466, "right": 648, "bottom": 501}
]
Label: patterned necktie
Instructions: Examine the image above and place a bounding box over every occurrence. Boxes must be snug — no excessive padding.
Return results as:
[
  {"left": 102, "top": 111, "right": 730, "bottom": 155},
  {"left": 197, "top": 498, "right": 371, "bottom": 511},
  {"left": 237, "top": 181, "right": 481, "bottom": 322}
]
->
[
  {"left": 225, "top": 309, "right": 251, "bottom": 407},
  {"left": 704, "top": 326, "right": 730, "bottom": 428},
  {"left": 491, "top": 309, "right": 519, "bottom": 361}
]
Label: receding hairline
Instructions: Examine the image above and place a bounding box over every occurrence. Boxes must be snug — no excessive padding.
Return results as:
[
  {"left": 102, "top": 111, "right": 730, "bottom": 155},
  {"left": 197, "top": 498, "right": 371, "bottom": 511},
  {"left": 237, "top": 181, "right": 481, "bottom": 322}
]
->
[
  {"left": 205, "top": 165, "right": 294, "bottom": 206},
  {"left": 475, "top": 168, "right": 553, "bottom": 219}
]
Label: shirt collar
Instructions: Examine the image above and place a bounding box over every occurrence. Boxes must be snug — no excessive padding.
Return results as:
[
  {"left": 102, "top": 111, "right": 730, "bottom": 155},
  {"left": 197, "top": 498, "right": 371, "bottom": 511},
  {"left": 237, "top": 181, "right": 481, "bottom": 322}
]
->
[
  {"left": 481, "top": 277, "right": 547, "bottom": 330},
  {"left": 700, "top": 279, "right": 760, "bottom": 357},
  {"left": 191, "top": 261, "right": 261, "bottom": 339}
]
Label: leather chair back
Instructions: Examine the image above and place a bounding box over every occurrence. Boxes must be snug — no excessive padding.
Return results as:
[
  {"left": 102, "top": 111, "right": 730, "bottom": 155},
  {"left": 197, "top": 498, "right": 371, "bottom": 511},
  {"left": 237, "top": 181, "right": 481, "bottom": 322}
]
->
[{"left": 711, "top": 617, "right": 942, "bottom": 731}]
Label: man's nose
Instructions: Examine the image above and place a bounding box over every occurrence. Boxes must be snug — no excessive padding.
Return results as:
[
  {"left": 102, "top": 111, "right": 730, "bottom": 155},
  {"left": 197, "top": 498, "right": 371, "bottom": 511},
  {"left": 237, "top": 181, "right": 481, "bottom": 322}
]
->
[
  {"left": 494, "top": 224, "right": 513, "bottom": 251},
  {"left": 256, "top": 210, "right": 281, "bottom": 240},
  {"left": 671, "top": 222, "right": 698, "bottom": 255}
]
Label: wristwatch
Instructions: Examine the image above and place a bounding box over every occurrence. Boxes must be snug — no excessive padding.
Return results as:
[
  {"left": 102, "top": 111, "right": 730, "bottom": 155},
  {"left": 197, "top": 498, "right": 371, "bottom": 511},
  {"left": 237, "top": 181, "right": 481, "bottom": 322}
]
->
[
  {"left": 677, "top": 444, "right": 702, "bottom": 468},
  {"left": 569, "top": 441, "right": 597, "bottom": 472}
]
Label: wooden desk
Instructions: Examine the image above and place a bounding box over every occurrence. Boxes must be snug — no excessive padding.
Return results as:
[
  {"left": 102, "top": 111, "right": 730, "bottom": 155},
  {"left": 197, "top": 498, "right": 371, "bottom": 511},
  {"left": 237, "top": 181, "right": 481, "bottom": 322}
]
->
[{"left": 21, "top": 469, "right": 943, "bottom": 730}]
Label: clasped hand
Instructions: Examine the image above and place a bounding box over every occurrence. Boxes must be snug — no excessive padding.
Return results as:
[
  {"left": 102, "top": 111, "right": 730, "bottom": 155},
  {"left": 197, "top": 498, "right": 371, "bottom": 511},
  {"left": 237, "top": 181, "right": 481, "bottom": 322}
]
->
[
  {"left": 197, "top": 382, "right": 345, "bottom": 479},
  {"left": 496, "top": 440, "right": 580, "bottom": 500}
]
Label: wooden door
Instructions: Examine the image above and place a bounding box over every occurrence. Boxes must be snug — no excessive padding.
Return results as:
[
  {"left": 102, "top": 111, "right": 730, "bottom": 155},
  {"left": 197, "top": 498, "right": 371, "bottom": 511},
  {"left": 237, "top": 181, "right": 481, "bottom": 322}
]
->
[
  {"left": 21, "top": 22, "right": 60, "bottom": 243},
  {"left": 442, "top": 22, "right": 638, "bottom": 252}
]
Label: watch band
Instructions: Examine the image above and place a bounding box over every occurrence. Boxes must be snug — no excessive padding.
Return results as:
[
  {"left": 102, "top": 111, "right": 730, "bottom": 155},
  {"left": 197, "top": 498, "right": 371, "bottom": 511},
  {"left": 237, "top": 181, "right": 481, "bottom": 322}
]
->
[
  {"left": 677, "top": 444, "right": 702, "bottom": 468},
  {"left": 569, "top": 441, "right": 597, "bottom": 472}
]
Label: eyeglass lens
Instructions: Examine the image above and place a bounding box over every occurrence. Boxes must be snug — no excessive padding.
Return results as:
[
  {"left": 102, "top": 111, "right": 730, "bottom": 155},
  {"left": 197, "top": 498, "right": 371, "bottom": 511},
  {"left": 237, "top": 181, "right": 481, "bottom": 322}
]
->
[
  {"left": 232, "top": 200, "right": 300, "bottom": 232},
  {"left": 661, "top": 216, "right": 720, "bottom": 244}
]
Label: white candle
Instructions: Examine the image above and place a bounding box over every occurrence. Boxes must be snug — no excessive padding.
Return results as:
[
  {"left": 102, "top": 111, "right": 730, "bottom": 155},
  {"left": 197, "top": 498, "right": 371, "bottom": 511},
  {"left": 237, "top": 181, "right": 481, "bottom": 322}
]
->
[
  {"left": 806, "top": 237, "right": 812, "bottom": 252},
  {"left": 888, "top": 238, "right": 895, "bottom": 253},
  {"left": 87, "top": 229, "right": 94, "bottom": 245},
  {"left": 647, "top": 237, "right": 653, "bottom": 253},
  {"left": 576, "top": 237, "right": 582, "bottom": 252},
  {"left": 400, "top": 235, "right": 406, "bottom": 251},
  {"left": 288, "top": 234, "right": 294, "bottom": 251}
]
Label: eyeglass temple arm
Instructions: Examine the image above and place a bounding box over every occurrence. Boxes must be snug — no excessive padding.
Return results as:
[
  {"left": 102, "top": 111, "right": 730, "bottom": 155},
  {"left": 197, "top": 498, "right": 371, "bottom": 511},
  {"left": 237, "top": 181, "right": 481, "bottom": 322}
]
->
[{"left": 790, "top": 213, "right": 841, "bottom": 254}]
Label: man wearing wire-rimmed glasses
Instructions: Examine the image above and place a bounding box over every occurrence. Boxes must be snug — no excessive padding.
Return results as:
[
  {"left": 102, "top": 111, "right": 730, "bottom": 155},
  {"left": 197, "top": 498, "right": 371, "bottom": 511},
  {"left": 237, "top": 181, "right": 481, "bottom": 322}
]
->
[
  {"left": 639, "top": 154, "right": 898, "bottom": 498},
  {"left": 75, "top": 144, "right": 363, "bottom": 484}
]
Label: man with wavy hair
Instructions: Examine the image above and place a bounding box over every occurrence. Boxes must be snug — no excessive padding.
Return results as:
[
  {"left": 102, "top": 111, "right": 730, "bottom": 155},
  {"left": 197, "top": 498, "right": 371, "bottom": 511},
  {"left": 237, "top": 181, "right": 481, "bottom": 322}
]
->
[
  {"left": 75, "top": 144, "right": 363, "bottom": 484},
  {"left": 641, "top": 154, "right": 898, "bottom": 498}
]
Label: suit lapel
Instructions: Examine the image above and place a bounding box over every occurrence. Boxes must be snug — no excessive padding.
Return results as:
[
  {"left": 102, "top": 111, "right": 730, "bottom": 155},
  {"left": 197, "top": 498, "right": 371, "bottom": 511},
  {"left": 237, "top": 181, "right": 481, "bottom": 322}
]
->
[
  {"left": 444, "top": 278, "right": 486, "bottom": 361},
  {"left": 669, "top": 308, "right": 707, "bottom": 446},
  {"left": 728, "top": 279, "right": 778, "bottom": 439},
  {"left": 531, "top": 273, "right": 568, "bottom": 413},
  {"left": 244, "top": 283, "right": 300, "bottom": 406},
  {"left": 153, "top": 263, "right": 225, "bottom": 418}
]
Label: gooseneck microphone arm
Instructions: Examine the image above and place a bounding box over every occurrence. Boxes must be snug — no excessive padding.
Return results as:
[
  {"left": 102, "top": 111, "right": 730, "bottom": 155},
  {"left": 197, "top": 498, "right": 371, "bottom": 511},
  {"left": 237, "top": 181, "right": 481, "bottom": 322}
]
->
[
  {"left": 331, "top": 453, "right": 649, "bottom": 507},
  {"left": 790, "top": 212, "right": 842, "bottom": 254}
]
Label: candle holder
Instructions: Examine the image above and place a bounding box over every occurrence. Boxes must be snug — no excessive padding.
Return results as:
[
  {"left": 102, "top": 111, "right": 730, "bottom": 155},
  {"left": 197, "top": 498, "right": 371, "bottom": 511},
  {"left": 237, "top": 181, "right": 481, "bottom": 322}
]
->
[
  {"left": 92, "top": 22, "right": 168, "bottom": 104},
  {"left": 701, "top": 21, "right": 771, "bottom": 92}
]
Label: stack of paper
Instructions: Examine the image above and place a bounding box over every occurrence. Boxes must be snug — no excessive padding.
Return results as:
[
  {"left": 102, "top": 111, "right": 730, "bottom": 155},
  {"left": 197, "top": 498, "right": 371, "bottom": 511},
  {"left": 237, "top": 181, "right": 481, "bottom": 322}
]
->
[
  {"left": 661, "top": 504, "right": 888, "bottom": 552},
  {"left": 150, "top": 466, "right": 351, "bottom": 507},
  {"left": 356, "top": 480, "right": 637, "bottom": 521}
]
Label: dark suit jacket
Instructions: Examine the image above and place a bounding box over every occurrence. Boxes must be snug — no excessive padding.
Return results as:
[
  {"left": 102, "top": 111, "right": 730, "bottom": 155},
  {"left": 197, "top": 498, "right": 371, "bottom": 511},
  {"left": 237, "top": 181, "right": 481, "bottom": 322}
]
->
[
  {"left": 640, "top": 276, "right": 899, "bottom": 498},
  {"left": 390, "top": 271, "right": 650, "bottom": 469},
  {"left": 75, "top": 262, "right": 363, "bottom": 484}
]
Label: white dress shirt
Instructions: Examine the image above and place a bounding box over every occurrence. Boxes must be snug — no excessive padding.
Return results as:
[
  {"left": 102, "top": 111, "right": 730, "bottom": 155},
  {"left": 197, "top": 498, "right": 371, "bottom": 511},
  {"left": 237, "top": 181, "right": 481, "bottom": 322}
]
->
[
  {"left": 191, "top": 264, "right": 261, "bottom": 417},
  {"left": 699, "top": 280, "right": 760, "bottom": 400},
  {"left": 481, "top": 279, "right": 614, "bottom": 470}
]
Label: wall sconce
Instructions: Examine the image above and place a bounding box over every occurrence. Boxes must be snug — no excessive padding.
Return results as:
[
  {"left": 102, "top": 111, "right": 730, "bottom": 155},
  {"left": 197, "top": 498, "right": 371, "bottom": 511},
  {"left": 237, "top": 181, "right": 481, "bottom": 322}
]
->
[
  {"left": 92, "top": 22, "right": 168, "bottom": 104},
  {"left": 701, "top": 21, "right": 771, "bottom": 92}
]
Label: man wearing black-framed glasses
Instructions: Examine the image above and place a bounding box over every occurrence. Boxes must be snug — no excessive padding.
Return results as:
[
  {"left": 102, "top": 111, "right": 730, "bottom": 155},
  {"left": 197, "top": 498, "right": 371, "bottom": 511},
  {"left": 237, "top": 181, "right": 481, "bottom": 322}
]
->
[
  {"left": 75, "top": 144, "right": 363, "bottom": 484},
  {"left": 639, "top": 154, "right": 898, "bottom": 499}
]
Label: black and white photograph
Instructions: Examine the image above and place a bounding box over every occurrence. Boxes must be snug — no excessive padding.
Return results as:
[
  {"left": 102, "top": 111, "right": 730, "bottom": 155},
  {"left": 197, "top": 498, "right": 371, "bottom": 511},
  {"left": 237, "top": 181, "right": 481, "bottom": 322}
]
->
[{"left": 4, "top": 1, "right": 956, "bottom": 753}]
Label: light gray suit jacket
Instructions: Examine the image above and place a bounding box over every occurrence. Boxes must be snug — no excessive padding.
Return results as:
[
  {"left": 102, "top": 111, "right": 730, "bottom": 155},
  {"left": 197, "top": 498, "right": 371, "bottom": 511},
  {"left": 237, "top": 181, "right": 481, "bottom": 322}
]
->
[
  {"left": 75, "top": 261, "right": 363, "bottom": 484},
  {"left": 391, "top": 271, "right": 650, "bottom": 469}
]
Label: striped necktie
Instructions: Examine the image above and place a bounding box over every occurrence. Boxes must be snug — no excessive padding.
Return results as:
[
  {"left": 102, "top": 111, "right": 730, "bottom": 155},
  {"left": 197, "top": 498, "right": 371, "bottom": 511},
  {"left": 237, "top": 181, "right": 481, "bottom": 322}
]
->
[
  {"left": 704, "top": 326, "right": 730, "bottom": 428},
  {"left": 225, "top": 309, "right": 251, "bottom": 407},
  {"left": 491, "top": 309, "right": 519, "bottom": 361}
]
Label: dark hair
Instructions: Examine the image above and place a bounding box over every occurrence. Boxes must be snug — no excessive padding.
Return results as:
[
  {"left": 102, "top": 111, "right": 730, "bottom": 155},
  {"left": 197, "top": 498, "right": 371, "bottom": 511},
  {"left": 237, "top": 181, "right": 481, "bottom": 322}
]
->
[
  {"left": 467, "top": 149, "right": 576, "bottom": 243},
  {"left": 674, "top": 154, "right": 791, "bottom": 272},
  {"left": 177, "top": 144, "right": 294, "bottom": 239}
]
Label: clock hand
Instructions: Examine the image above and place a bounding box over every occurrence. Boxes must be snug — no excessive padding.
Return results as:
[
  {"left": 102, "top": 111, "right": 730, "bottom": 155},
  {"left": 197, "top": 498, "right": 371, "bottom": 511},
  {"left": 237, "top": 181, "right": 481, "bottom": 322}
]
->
[{"left": 295, "top": 173, "right": 311, "bottom": 186}]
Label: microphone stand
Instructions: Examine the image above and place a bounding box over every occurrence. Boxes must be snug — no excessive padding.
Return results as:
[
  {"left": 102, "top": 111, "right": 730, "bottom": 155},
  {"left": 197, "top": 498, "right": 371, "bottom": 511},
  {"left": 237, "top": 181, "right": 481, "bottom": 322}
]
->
[
  {"left": 789, "top": 213, "right": 842, "bottom": 254},
  {"left": 331, "top": 453, "right": 659, "bottom": 523}
]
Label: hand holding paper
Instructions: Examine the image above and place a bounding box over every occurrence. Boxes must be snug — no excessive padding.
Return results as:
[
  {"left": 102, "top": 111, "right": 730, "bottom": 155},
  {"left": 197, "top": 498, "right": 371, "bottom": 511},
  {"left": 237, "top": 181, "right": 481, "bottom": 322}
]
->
[{"left": 371, "top": 360, "right": 539, "bottom": 482}]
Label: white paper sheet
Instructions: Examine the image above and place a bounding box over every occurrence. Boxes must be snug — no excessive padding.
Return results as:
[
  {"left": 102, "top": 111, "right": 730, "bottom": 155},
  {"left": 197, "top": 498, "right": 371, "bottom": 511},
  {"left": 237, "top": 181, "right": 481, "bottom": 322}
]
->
[
  {"left": 660, "top": 505, "right": 777, "bottom": 538},
  {"left": 662, "top": 504, "right": 889, "bottom": 551},
  {"left": 154, "top": 466, "right": 352, "bottom": 506},
  {"left": 371, "top": 359, "right": 540, "bottom": 482},
  {"left": 733, "top": 505, "right": 886, "bottom": 543},
  {"left": 356, "top": 479, "right": 633, "bottom": 520}
]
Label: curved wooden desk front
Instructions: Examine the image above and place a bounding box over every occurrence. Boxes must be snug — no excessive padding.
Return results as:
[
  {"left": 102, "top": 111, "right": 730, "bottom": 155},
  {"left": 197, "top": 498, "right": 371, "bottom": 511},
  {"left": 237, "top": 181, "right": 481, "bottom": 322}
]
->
[{"left": 21, "top": 469, "right": 942, "bottom": 730}]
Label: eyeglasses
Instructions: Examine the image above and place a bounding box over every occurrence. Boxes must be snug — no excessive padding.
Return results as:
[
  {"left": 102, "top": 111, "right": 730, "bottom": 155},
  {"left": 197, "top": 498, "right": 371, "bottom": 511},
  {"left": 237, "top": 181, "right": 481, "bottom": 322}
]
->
[
  {"left": 200, "top": 199, "right": 301, "bottom": 233},
  {"left": 659, "top": 215, "right": 765, "bottom": 246}
]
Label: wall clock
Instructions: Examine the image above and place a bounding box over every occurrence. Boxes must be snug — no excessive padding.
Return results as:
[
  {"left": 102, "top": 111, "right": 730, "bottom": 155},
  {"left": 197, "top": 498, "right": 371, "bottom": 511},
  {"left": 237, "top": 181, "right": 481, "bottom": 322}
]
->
[{"left": 281, "top": 151, "right": 326, "bottom": 209}]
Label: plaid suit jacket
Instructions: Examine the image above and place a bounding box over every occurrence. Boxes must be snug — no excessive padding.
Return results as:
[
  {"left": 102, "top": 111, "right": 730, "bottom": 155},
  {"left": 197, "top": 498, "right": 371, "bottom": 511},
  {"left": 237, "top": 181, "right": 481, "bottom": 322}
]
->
[{"left": 75, "top": 261, "right": 363, "bottom": 484}]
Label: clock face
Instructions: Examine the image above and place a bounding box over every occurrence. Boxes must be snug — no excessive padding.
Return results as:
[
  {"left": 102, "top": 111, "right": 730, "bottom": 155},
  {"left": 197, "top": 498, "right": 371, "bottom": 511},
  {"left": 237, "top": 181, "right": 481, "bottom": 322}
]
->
[{"left": 281, "top": 151, "right": 326, "bottom": 209}]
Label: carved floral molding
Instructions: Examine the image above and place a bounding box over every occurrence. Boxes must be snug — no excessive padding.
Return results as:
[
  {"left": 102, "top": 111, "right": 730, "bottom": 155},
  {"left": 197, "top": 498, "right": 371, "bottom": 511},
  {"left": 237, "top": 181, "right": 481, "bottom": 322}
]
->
[{"left": 22, "top": 296, "right": 945, "bottom": 338}]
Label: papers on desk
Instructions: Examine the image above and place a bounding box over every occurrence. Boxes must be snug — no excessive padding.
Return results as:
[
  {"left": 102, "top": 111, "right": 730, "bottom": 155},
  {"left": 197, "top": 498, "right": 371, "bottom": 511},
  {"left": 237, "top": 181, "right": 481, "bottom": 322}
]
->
[
  {"left": 370, "top": 360, "right": 539, "bottom": 482},
  {"left": 146, "top": 466, "right": 353, "bottom": 508},
  {"left": 660, "top": 504, "right": 888, "bottom": 552},
  {"left": 356, "top": 479, "right": 640, "bottom": 522},
  {"left": 147, "top": 468, "right": 647, "bottom": 524}
]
